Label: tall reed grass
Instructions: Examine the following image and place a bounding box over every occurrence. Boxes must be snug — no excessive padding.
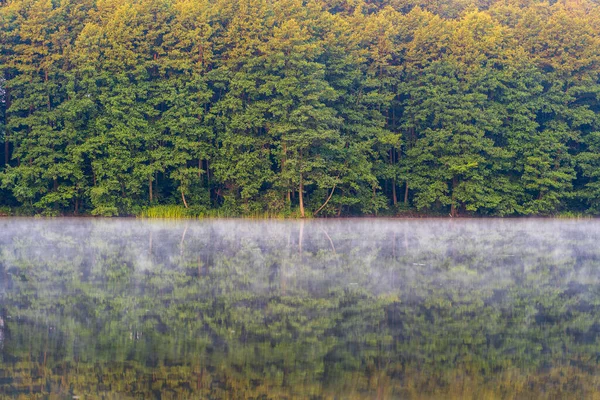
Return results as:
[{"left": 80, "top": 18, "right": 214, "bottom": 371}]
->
[{"left": 138, "top": 205, "right": 305, "bottom": 219}]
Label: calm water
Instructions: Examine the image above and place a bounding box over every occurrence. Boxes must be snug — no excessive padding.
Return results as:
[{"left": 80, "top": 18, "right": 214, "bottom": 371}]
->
[{"left": 1, "top": 218, "right": 600, "bottom": 399}]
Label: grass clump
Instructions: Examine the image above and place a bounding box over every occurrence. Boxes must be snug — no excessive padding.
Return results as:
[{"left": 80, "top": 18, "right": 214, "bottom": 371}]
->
[
  {"left": 138, "top": 204, "right": 305, "bottom": 219},
  {"left": 139, "top": 205, "right": 189, "bottom": 219}
]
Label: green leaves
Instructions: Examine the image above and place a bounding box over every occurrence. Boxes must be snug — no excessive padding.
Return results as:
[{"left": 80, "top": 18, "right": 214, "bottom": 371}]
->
[{"left": 1, "top": 0, "right": 600, "bottom": 216}]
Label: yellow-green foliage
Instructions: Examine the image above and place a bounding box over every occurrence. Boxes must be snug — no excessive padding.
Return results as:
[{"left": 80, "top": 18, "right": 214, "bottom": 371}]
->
[
  {"left": 139, "top": 205, "right": 305, "bottom": 219},
  {"left": 139, "top": 205, "right": 189, "bottom": 219},
  {"left": 2, "top": 0, "right": 600, "bottom": 218}
]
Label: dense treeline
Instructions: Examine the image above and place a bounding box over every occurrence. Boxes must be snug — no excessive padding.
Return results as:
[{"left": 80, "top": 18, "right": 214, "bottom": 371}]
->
[{"left": 1, "top": 0, "right": 600, "bottom": 216}]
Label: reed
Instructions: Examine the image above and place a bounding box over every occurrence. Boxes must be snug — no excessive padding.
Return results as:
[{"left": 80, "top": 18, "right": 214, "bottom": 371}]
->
[
  {"left": 138, "top": 205, "right": 306, "bottom": 219},
  {"left": 139, "top": 205, "right": 188, "bottom": 219}
]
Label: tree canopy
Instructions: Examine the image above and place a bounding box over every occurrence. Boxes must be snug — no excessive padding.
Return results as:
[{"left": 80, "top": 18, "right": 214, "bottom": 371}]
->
[{"left": 1, "top": 0, "right": 600, "bottom": 216}]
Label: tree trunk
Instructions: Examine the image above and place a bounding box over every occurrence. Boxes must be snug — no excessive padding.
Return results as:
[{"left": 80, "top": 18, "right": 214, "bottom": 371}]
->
[
  {"left": 314, "top": 184, "right": 336, "bottom": 216},
  {"left": 450, "top": 177, "right": 458, "bottom": 217},
  {"left": 390, "top": 148, "right": 397, "bottom": 206},
  {"left": 181, "top": 189, "right": 188, "bottom": 208},
  {"left": 206, "top": 159, "right": 210, "bottom": 186},
  {"left": 149, "top": 176, "right": 153, "bottom": 203},
  {"left": 298, "top": 149, "right": 305, "bottom": 217},
  {"left": 299, "top": 173, "right": 305, "bottom": 218},
  {"left": 3, "top": 89, "right": 10, "bottom": 167},
  {"left": 404, "top": 182, "right": 409, "bottom": 205},
  {"left": 282, "top": 143, "right": 291, "bottom": 204}
]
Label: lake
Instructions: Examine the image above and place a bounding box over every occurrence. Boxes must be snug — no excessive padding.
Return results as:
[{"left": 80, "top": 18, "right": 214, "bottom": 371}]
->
[{"left": 1, "top": 218, "right": 600, "bottom": 399}]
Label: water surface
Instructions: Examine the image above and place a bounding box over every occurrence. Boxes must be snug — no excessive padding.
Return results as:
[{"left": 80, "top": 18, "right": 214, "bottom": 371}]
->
[{"left": 1, "top": 218, "right": 600, "bottom": 399}]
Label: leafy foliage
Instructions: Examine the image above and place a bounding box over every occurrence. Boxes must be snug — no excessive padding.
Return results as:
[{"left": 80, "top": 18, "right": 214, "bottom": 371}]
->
[{"left": 1, "top": 0, "right": 600, "bottom": 216}]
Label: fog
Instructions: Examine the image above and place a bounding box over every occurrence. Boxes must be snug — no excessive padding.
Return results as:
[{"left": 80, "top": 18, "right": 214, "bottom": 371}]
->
[
  {"left": 2, "top": 218, "right": 600, "bottom": 398},
  {"left": 1, "top": 218, "right": 599, "bottom": 292}
]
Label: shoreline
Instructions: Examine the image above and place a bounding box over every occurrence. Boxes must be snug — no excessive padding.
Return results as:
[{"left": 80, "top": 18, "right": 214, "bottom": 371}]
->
[{"left": 0, "top": 213, "right": 596, "bottom": 220}]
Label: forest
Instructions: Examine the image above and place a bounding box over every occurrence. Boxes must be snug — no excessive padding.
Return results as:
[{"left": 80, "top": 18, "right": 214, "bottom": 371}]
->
[{"left": 1, "top": 0, "right": 600, "bottom": 217}]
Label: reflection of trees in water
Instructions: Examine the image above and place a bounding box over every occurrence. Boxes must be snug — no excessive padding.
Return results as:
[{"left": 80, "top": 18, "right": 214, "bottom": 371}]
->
[
  {"left": 0, "top": 316, "right": 4, "bottom": 351},
  {"left": 1, "top": 219, "right": 600, "bottom": 398}
]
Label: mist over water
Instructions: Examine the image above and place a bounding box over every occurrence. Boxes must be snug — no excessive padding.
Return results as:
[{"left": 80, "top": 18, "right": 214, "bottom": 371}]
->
[{"left": 1, "top": 218, "right": 600, "bottom": 398}]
